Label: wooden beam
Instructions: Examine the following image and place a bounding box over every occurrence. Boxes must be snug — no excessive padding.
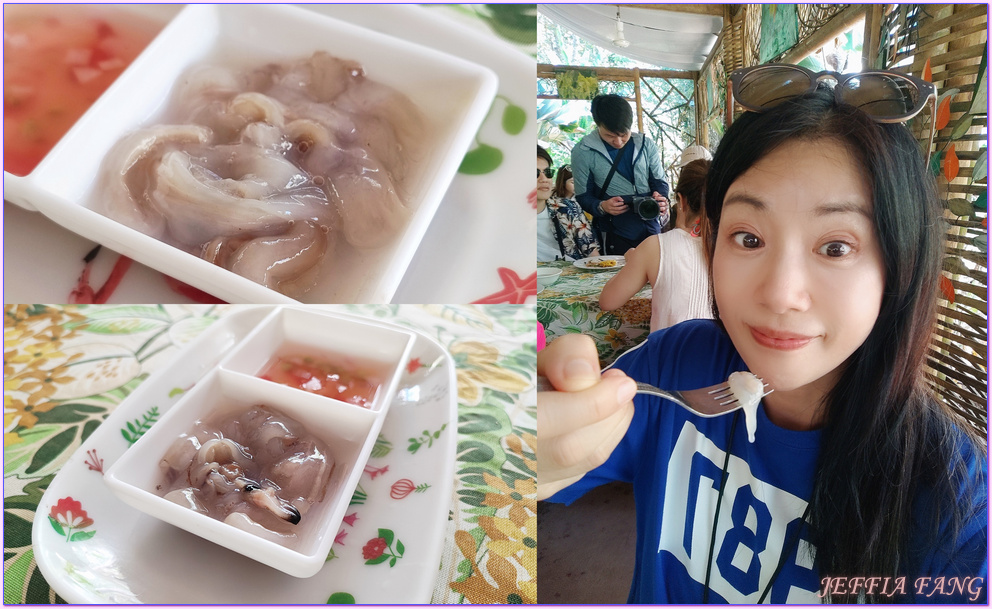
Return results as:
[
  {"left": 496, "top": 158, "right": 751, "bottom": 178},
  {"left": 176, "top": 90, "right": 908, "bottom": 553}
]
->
[
  {"left": 780, "top": 5, "right": 869, "bottom": 65},
  {"left": 537, "top": 63, "right": 697, "bottom": 82},
  {"left": 610, "top": 4, "right": 725, "bottom": 17}
]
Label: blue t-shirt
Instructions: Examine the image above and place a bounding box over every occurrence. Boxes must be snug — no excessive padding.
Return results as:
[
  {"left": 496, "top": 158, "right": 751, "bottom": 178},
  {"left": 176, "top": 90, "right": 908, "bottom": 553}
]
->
[{"left": 549, "top": 320, "right": 988, "bottom": 604}]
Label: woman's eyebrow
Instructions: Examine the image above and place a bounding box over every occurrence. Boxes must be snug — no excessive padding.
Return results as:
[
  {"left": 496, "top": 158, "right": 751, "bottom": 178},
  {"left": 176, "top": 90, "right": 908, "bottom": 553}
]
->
[
  {"left": 723, "top": 192, "right": 765, "bottom": 211},
  {"left": 814, "top": 201, "right": 873, "bottom": 220}
]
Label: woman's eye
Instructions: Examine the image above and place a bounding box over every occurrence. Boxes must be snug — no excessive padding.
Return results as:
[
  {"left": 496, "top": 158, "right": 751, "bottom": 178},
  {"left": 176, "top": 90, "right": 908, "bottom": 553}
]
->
[
  {"left": 819, "top": 241, "right": 852, "bottom": 257},
  {"left": 732, "top": 232, "right": 762, "bottom": 249}
]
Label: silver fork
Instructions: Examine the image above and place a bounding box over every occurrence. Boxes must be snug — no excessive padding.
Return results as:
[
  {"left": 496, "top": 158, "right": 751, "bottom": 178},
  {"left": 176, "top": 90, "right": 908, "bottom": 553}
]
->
[{"left": 537, "top": 375, "right": 773, "bottom": 418}]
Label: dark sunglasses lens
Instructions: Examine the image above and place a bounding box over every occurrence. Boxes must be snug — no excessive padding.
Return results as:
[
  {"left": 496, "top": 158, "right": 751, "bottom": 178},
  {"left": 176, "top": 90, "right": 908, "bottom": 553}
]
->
[
  {"left": 838, "top": 73, "right": 920, "bottom": 118},
  {"left": 738, "top": 66, "right": 813, "bottom": 109},
  {"left": 537, "top": 168, "right": 555, "bottom": 178}
]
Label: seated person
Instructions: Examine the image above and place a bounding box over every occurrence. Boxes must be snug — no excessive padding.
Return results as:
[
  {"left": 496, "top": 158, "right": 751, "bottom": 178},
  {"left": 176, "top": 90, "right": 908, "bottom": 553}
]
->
[
  {"left": 554, "top": 163, "right": 575, "bottom": 200},
  {"left": 599, "top": 158, "right": 713, "bottom": 331},
  {"left": 538, "top": 145, "right": 599, "bottom": 261}
]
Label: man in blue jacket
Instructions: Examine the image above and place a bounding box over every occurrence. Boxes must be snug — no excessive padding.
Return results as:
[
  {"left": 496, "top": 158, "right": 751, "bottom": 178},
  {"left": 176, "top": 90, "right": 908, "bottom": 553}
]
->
[{"left": 571, "top": 94, "right": 670, "bottom": 255}]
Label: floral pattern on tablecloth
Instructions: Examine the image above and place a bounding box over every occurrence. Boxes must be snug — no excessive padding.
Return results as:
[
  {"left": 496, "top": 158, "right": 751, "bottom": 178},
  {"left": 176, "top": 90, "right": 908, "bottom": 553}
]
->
[
  {"left": 3, "top": 304, "right": 536, "bottom": 605},
  {"left": 341, "top": 304, "right": 536, "bottom": 604},
  {"left": 536, "top": 260, "right": 652, "bottom": 365}
]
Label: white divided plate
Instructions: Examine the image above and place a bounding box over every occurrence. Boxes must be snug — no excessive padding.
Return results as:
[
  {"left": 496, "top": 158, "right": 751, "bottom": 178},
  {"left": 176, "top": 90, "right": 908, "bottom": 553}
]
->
[
  {"left": 31, "top": 307, "right": 457, "bottom": 603},
  {"left": 573, "top": 255, "right": 626, "bottom": 270}
]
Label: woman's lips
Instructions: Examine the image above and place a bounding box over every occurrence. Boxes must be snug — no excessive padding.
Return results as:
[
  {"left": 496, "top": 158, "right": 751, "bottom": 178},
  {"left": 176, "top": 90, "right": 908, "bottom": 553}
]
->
[{"left": 749, "top": 326, "right": 815, "bottom": 351}]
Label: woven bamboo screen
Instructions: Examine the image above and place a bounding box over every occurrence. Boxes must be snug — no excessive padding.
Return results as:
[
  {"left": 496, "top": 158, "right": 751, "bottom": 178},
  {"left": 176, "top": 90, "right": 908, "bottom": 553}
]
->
[
  {"left": 881, "top": 4, "right": 988, "bottom": 434},
  {"left": 711, "top": 4, "right": 989, "bottom": 434}
]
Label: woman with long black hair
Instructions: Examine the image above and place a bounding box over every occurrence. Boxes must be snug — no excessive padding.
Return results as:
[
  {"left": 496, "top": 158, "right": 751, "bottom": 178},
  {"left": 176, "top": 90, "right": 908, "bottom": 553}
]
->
[{"left": 537, "top": 68, "right": 987, "bottom": 603}]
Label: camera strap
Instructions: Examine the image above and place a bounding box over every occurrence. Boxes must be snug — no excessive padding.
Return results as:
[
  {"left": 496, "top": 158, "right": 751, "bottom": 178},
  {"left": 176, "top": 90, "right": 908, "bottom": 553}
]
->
[{"left": 597, "top": 138, "right": 632, "bottom": 200}]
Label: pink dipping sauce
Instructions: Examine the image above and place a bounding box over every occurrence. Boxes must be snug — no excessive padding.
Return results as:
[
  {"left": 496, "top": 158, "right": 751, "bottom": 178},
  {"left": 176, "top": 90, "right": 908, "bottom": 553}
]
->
[{"left": 3, "top": 5, "right": 162, "bottom": 176}]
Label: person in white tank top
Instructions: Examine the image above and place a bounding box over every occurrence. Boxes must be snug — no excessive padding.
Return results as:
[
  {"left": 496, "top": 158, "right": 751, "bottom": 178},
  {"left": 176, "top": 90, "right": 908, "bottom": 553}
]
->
[{"left": 599, "top": 158, "right": 713, "bottom": 332}]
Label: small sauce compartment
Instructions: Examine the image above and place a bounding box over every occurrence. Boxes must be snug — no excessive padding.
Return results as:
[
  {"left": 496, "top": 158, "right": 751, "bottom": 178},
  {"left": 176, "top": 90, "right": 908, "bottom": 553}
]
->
[
  {"left": 3, "top": 5, "right": 168, "bottom": 177},
  {"left": 257, "top": 345, "right": 390, "bottom": 408},
  {"left": 221, "top": 307, "right": 415, "bottom": 412}
]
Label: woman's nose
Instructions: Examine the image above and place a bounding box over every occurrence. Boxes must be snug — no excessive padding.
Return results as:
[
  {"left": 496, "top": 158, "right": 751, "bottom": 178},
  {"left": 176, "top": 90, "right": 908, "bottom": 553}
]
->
[{"left": 756, "top": 254, "right": 812, "bottom": 314}]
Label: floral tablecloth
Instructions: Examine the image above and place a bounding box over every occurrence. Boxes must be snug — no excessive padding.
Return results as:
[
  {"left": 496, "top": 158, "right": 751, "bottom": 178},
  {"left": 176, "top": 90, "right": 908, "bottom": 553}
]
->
[
  {"left": 3, "top": 304, "right": 536, "bottom": 604},
  {"left": 536, "top": 260, "right": 652, "bottom": 365}
]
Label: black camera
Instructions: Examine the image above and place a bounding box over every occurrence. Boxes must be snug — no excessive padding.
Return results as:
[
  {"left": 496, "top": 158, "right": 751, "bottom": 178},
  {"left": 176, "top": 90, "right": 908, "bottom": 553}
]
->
[{"left": 633, "top": 196, "right": 660, "bottom": 221}]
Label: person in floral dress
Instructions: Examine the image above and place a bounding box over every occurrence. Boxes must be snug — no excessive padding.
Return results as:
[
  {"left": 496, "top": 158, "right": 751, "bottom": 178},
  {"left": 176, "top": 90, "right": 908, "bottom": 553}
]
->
[{"left": 537, "top": 145, "right": 599, "bottom": 261}]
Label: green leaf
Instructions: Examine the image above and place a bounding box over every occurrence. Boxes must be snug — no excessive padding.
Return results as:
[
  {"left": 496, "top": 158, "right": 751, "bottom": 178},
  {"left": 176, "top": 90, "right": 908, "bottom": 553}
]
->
[
  {"left": 365, "top": 554, "right": 389, "bottom": 566},
  {"left": 4, "top": 424, "right": 62, "bottom": 475},
  {"left": 484, "top": 4, "right": 537, "bottom": 45},
  {"left": 972, "top": 149, "right": 987, "bottom": 184},
  {"left": 72, "top": 305, "right": 171, "bottom": 322},
  {"left": 949, "top": 114, "right": 974, "bottom": 141},
  {"left": 47, "top": 516, "right": 65, "bottom": 538},
  {"left": 5, "top": 550, "right": 34, "bottom": 602},
  {"left": 3, "top": 474, "right": 54, "bottom": 512},
  {"left": 459, "top": 473, "right": 486, "bottom": 487},
  {"left": 395, "top": 539, "right": 405, "bottom": 556},
  {"left": 378, "top": 528, "right": 394, "bottom": 546},
  {"left": 371, "top": 434, "right": 393, "bottom": 458},
  {"left": 326, "top": 592, "right": 356, "bottom": 604},
  {"left": 458, "top": 144, "right": 503, "bottom": 175},
  {"left": 81, "top": 419, "right": 102, "bottom": 443},
  {"left": 506, "top": 454, "right": 536, "bottom": 477},
  {"left": 168, "top": 387, "right": 185, "bottom": 398},
  {"left": 975, "top": 191, "right": 987, "bottom": 211},
  {"left": 929, "top": 150, "right": 944, "bottom": 176},
  {"left": 69, "top": 530, "right": 96, "bottom": 542},
  {"left": 26, "top": 563, "right": 57, "bottom": 603},
  {"left": 456, "top": 489, "right": 486, "bottom": 507},
  {"left": 389, "top": 556, "right": 397, "bottom": 568},
  {"left": 75, "top": 318, "right": 165, "bottom": 335},
  {"left": 972, "top": 234, "right": 987, "bottom": 253},
  {"left": 167, "top": 315, "right": 218, "bottom": 346},
  {"left": 33, "top": 402, "right": 106, "bottom": 425},
  {"left": 457, "top": 440, "right": 495, "bottom": 464},
  {"left": 501, "top": 104, "right": 527, "bottom": 135},
  {"left": 349, "top": 485, "right": 367, "bottom": 506},
  {"left": 458, "top": 413, "right": 503, "bottom": 435},
  {"left": 947, "top": 198, "right": 975, "bottom": 217},
  {"left": 4, "top": 512, "right": 34, "bottom": 547},
  {"left": 26, "top": 427, "right": 76, "bottom": 475}
]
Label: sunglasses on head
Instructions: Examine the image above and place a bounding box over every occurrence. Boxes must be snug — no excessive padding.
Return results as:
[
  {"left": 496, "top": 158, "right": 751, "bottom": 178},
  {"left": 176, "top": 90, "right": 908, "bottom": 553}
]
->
[
  {"left": 537, "top": 167, "right": 555, "bottom": 179},
  {"left": 730, "top": 63, "right": 937, "bottom": 161}
]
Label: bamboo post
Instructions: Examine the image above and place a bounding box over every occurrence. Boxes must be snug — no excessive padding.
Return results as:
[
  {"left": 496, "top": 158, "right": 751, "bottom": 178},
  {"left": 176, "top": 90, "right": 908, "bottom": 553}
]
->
[
  {"left": 862, "top": 4, "right": 884, "bottom": 69},
  {"left": 634, "top": 67, "right": 644, "bottom": 133}
]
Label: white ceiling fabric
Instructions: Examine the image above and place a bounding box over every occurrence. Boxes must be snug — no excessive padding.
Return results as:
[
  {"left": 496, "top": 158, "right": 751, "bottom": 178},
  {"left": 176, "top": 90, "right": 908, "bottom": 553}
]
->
[{"left": 539, "top": 4, "right": 722, "bottom": 71}]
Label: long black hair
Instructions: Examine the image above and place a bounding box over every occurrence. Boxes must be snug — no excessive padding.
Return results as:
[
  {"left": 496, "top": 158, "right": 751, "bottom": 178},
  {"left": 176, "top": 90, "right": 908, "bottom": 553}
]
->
[{"left": 703, "top": 86, "right": 986, "bottom": 602}]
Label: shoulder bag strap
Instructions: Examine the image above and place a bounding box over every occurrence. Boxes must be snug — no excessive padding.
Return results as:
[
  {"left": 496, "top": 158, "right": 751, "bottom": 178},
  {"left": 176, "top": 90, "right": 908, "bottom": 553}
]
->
[{"left": 597, "top": 138, "right": 632, "bottom": 200}]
